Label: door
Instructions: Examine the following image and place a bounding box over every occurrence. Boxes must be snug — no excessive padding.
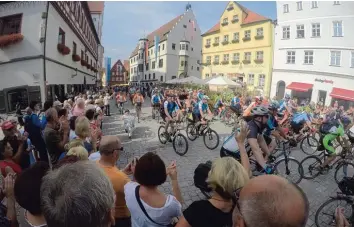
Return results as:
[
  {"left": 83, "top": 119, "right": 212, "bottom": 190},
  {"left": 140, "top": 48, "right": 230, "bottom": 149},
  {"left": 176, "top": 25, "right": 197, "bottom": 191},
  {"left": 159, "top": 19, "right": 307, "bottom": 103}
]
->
[
  {"left": 318, "top": 90, "right": 327, "bottom": 105},
  {"left": 276, "top": 81, "right": 286, "bottom": 99}
]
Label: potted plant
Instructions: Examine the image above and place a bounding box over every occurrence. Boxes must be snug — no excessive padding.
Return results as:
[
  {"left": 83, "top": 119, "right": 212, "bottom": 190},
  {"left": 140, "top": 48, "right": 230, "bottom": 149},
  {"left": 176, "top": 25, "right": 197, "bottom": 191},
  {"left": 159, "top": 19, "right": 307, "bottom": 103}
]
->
[
  {"left": 0, "top": 33, "right": 24, "bottom": 47},
  {"left": 81, "top": 59, "right": 87, "bottom": 66},
  {"left": 72, "top": 54, "right": 81, "bottom": 62},
  {"left": 62, "top": 46, "right": 70, "bottom": 55}
]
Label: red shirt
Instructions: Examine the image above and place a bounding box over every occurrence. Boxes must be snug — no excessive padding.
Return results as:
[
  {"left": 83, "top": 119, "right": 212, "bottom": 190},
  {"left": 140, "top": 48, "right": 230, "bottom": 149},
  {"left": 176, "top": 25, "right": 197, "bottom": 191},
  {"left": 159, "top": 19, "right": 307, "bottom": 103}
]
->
[{"left": 0, "top": 160, "right": 22, "bottom": 176}]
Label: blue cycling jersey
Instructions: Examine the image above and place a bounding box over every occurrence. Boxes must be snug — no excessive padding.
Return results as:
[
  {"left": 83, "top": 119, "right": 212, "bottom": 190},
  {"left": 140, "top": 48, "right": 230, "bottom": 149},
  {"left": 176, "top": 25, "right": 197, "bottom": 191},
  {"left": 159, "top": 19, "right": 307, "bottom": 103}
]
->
[
  {"left": 197, "top": 92, "right": 203, "bottom": 101},
  {"left": 152, "top": 95, "right": 161, "bottom": 104},
  {"left": 264, "top": 115, "right": 279, "bottom": 136},
  {"left": 231, "top": 97, "right": 240, "bottom": 106},
  {"left": 164, "top": 101, "right": 176, "bottom": 115},
  {"left": 279, "top": 100, "right": 287, "bottom": 112},
  {"left": 292, "top": 112, "right": 310, "bottom": 124},
  {"left": 193, "top": 101, "right": 209, "bottom": 115}
]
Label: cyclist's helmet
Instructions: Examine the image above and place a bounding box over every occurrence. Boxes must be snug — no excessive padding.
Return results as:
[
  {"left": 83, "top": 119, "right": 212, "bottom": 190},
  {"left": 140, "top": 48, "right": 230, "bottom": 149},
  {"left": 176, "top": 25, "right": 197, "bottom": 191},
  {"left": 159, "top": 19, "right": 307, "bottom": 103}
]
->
[
  {"left": 268, "top": 101, "right": 280, "bottom": 111},
  {"left": 284, "top": 94, "right": 290, "bottom": 100},
  {"left": 250, "top": 105, "right": 269, "bottom": 116},
  {"left": 202, "top": 95, "right": 210, "bottom": 100}
]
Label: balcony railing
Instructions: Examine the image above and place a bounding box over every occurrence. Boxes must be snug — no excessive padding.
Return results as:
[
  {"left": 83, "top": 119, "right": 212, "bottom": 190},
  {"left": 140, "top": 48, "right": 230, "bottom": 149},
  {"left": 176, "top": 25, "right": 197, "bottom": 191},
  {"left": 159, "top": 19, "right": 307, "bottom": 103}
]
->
[
  {"left": 254, "top": 59, "right": 264, "bottom": 63},
  {"left": 205, "top": 44, "right": 211, "bottom": 48},
  {"left": 242, "top": 37, "right": 251, "bottom": 41},
  {"left": 255, "top": 35, "right": 264, "bottom": 40},
  {"left": 221, "top": 22, "right": 229, "bottom": 26},
  {"left": 231, "top": 60, "right": 240, "bottom": 65},
  {"left": 222, "top": 41, "right": 229, "bottom": 45},
  {"left": 242, "top": 59, "right": 251, "bottom": 64},
  {"left": 213, "top": 42, "right": 219, "bottom": 47},
  {"left": 231, "top": 39, "right": 239, "bottom": 44}
]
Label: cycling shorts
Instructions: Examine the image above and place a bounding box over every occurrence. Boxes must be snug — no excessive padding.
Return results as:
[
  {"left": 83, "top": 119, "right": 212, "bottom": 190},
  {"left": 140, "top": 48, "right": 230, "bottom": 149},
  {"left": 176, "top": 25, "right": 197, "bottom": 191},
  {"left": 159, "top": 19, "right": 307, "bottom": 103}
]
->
[
  {"left": 321, "top": 125, "right": 344, "bottom": 155},
  {"left": 192, "top": 113, "right": 201, "bottom": 123},
  {"left": 152, "top": 103, "right": 160, "bottom": 108}
]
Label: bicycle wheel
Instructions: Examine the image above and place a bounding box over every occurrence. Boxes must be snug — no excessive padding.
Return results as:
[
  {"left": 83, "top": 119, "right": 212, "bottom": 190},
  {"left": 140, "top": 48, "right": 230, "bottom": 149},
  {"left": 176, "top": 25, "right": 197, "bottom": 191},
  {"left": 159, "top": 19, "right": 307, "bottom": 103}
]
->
[
  {"left": 299, "top": 155, "right": 322, "bottom": 179},
  {"left": 274, "top": 157, "right": 303, "bottom": 184},
  {"left": 186, "top": 124, "right": 198, "bottom": 141},
  {"left": 300, "top": 135, "right": 319, "bottom": 155},
  {"left": 203, "top": 129, "right": 220, "bottom": 150},
  {"left": 334, "top": 162, "right": 354, "bottom": 184},
  {"left": 172, "top": 133, "right": 188, "bottom": 156},
  {"left": 315, "top": 197, "right": 353, "bottom": 227},
  {"left": 158, "top": 126, "right": 168, "bottom": 144}
]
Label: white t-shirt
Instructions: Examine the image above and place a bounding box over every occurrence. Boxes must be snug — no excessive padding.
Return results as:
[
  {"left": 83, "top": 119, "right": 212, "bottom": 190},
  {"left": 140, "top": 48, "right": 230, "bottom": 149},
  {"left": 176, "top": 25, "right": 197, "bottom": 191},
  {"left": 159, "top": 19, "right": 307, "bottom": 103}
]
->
[
  {"left": 222, "top": 133, "right": 239, "bottom": 152},
  {"left": 124, "top": 182, "right": 182, "bottom": 227},
  {"left": 103, "top": 96, "right": 111, "bottom": 105}
]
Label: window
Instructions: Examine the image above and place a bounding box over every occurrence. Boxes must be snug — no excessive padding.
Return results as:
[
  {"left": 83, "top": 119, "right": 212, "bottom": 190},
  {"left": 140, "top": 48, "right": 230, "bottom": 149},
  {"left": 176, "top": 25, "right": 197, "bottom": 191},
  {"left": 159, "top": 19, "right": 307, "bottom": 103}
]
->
[
  {"left": 152, "top": 61, "right": 155, "bottom": 69},
  {"left": 58, "top": 28, "right": 65, "bottom": 44},
  {"left": 181, "top": 61, "right": 184, "bottom": 67},
  {"left": 233, "top": 32, "right": 239, "bottom": 40},
  {"left": 214, "top": 55, "right": 219, "bottom": 63},
  {"left": 256, "top": 51, "right": 263, "bottom": 60},
  {"left": 81, "top": 50, "right": 84, "bottom": 60},
  {"left": 248, "top": 74, "right": 254, "bottom": 85},
  {"left": 131, "top": 68, "right": 133, "bottom": 74},
  {"left": 223, "top": 35, "right": 229, "bottom": 42},
  {"left": 330, "top": 51, "right": 341, "bottom": 66},
  {"left": 191, "top": 47, "right": 193, "bottom": 51},
  {"left": 158, "top": 59, "right": 163, "bottom": 68},
  {"left": 206, "top": 39, "right": 211, "bottom": 45},
  {"left": 333, "top": 21, "right": 343, "bottom": 36},
  {"left": 0, "top": 14, "right": 22, "bottom": 35},
  {"left": 138, "top": 64, "right": 143, "bottom": 72},
  {"left": 232, "top": 15, "right": 238, "bottom": 22},
  {"left": 73, "top": 42, "right": 77, "bottom": 55},
  {"left": 334, "top": 1, "right": 340, "bottom": 5},
  {"left": 296, "top": 1, "right": 302, "bottom": 10},
  {"left": 162, "top": 44, "right": 165, "bottom": 50},
  {"left": 214, "top": 37, "right": 219, "bottom": 43},
  {"left": 282, "top": 26, "right": 290, "bottom": 39},
  {"left": 233, "top": 53, "right": 240, "bottom": 61},
  {"left": 172, "top": 43, "right": 176, "bottom": 50},
  {"left": 296, "top": 25, "right": 305, "bottom": 38},
  {"left": 181, "top": 44, "right": 186, "bottom": 50},
  {"left": 244, "top": 30, "right": 251, "bottom": 38},
  {"left": 144, "top": 75, "right": 147, "bottom": 80},
  {"left": 153, "top": 73, "right": 156, "bottom": 79},
  {"left": 223, "top": 54, "right": 229, "bottom": 61},
  {"left": 258, "top": 74, "right": 265, "bottom": 87},
  {"left": 186, "top": 44, "right": 189, "bottom": 51},
  {"left": 160, "top": 75, "right": 163, "bottom": 81},
  {"left": 149, "top": 74, "right": 151, "bottom": 80},
  {"left": 283, "top": 4, "right": 289, "bottom": 13},
  {"left": 206, "top": 56, "right": 211, "bottom": 64},
  {"left": 244, "top": 52, "right": 251, "bottom": 61},
  {"left": 191, "top": 66, "right": 193, "bottom": 70},
  {"left": 205, "top": 74, "right": 210, "bottom": 78},
  {"left": 185, "top": 61, "right": 188, "bottom": 67},
  {"left": 158, "top": 45, "right": 160, "bottom": 52},
  {"left": 256, "top": 28, "right": 263, "bottom": 36},
  {"left": 312, "top": 1, "right": 318, "bottom": 8},
  {"left": 197, "top": 67, "right": 199, "bottom": 71},
  {"left": 146, "top": 63, "right": 149, "bottom": 71},
  {"left": 312, "top": 23, "right": 320, "bottom": 37},
  {"left": 351, "top": 52, "right": 354, "bottom": 68},
  {"left": 287, "top": 51, "right": 296, "bottom": 64},
  {"left": 134, "top": 67, "right": 137, "bottom": 73},
  {"left": 304, "top": 51, "right": 314, "bottom": 64},
  {"left": 223, "top": 18, "right": 228, "bottom": 23}
]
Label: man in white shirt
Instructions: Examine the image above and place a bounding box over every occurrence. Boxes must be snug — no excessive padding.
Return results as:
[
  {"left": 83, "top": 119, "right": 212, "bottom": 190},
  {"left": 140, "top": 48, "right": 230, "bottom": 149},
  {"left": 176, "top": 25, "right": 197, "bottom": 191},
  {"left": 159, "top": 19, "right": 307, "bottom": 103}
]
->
[{"left": 103, "top": 93, "right": 112, "bottom": 116}]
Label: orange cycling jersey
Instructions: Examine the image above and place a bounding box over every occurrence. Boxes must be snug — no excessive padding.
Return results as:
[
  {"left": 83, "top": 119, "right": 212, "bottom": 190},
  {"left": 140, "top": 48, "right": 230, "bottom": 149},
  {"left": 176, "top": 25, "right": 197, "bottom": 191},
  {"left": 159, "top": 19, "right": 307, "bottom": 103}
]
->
[
  {"left": 243, "top": 102, "right": 257, "bottom": 117},
  {"left": 116, "top": 95, "right": 126, "bottom": 102},
  {"left": 133, "top": 94, "right": 144, "bottom": 103}
]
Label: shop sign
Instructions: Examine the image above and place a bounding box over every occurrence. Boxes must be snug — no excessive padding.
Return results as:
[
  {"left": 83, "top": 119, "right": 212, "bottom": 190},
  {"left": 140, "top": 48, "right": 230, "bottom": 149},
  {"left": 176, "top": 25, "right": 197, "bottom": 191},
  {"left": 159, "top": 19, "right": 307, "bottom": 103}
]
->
[{"left": 315, "top": 78, "right": 333, "bottom": 84}]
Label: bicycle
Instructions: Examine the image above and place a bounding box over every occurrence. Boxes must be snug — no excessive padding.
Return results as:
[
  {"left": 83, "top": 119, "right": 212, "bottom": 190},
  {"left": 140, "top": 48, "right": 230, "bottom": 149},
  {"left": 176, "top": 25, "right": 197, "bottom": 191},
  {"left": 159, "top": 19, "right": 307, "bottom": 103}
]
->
[
  {"left": 315, "top": 180, "right": 354, "bottom": 227},
  {"left": 299, "top": 135, "right": 354, "bottom": 183},
  {"left": 158, "top": 120, "right": 189, "bottom": 156},
  {"left": 117, "top": 101, "right": 126, "bottom": 115},
  {"left": 151, "top": 104, "right": 160, "bottom": 122},
  {"left": 135, "top": 102, "right": 142, "bottom": 123},
  {"left": 186, "top": 117, "right": 220, "bottom": 150}
]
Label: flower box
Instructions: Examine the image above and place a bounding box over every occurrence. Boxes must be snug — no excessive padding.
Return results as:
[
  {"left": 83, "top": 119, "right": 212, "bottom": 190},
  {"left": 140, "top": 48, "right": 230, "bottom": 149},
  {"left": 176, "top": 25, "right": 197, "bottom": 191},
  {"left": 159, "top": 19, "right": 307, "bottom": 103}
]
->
[
  {"left": 72, "top": 54, "right": 81, "bottom": 62},
  {"left": 231, "top": 39, "right": 239, "bottom": 43},
  {"left": 221, "top": 61, "right": 229, "bottom": 65},
  {"left": 242, "top": 60, "right": 251, "bottom": 64},
  {"left": 242, "top": 37, "right": 251, "bottom": 41},
  {"left": 221, "top": 22, "right": 228, "bottom": 26},
  {"left": 231, "top": 19, "right": 239, "bottom": 23},
  {"left": 222, "top": 41, "right": 229, "bottom": 45},
  {"left": 86, "top": 63, "right": 90, "bottom": 69},
  {"left": 255, "top": 35, "right": 264, "bottom": 40},
  {"left": 212, "top": 61, "right": 219, "bottom": 65},
  {"left": 212, "top": 43, "right": 219, "bottom": 47},
  {"left": 81, "top": 59, "right": 87, "bottom": 66},
  {"left": 0, "top": 33, "right": 24, "bottom": 47},
  {"left": 254, "top": 59, "right": 264, "bottom": 63},
  {"left": 57, "top": 44, "right": 70, "bottom": 55},
  {"left": 231, "top": 60, "right": 240, "bottom": 65},
  {"left": 205, "top": 44, "right": 211, "bottom": 48}
]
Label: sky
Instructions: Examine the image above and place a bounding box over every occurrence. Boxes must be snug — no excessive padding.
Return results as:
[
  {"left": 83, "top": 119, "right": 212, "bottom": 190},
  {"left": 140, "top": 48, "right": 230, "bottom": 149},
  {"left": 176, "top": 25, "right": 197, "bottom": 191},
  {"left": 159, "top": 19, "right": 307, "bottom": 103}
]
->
[{"left": 101, "top": 1, "right": 277, "bottom": 64}]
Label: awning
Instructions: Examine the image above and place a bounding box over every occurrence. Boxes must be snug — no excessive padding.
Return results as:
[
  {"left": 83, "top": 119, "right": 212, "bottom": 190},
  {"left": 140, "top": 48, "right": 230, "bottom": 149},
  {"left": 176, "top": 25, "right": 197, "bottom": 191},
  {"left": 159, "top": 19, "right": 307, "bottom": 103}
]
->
[
  {"left": 330, "top": 88, "right": 354, "bottom": 102},
  {"left": 286, "top": 82, "right": 313, "bottom": 92}
]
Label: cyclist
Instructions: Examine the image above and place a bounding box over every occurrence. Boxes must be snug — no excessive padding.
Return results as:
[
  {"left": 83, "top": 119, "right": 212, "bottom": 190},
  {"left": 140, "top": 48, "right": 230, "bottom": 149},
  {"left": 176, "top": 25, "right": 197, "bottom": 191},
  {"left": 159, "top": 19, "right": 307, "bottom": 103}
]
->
[
  {"left": 151, "top": 90, "right": 162, "bottom": 118},
  {"left": 196, "top": 89, "right": 204, "bottom": 102},
  {"left": 279, "top": 94, "right": 296, "bottom": 125},
  {"left": 192, "top": 95, "right": 212, "bottom": 133},
  {"left": 129, "top": 86, "right": 136, "bottom": 104},
  {"left": 115, "top": 91, "right": 126, "bottom": 110},
  {"left": 247, "top": 106, "right": 274, "bottom": 174},
  {"left": 162, "top": 94, "right": 177, "bottom": 134},
  {"left": 264, "top": 101, "right": 288, "bottom": 153},
  {"left": 243, "top": 96, "right": 263, "bottom": 122},
  {"left": 133, "top": 90, "right": 144, "bottom": 122},
  {"left": 213, "top": 93, "right": 224, "bottom": 118}
]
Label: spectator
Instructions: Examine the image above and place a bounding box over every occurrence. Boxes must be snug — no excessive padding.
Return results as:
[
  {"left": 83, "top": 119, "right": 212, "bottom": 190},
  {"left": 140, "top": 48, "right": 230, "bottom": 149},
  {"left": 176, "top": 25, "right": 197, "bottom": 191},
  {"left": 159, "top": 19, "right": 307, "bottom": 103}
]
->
[
  {"left": 104, "top": 93, "right": 112, "bottom": 116},
  {"left": 176, "top": 157, "right": 249, "bottom": 227},
  {"left": 0, "top": 173, "right": 17, "bottom": 226},
  {"left": 14, "top": 161, "right": 49, "bottom": 227},
  {"left": 39, "top": 100, "right": 53, "bottom": 128},
  {"left": 53, "top": 100, "right": 63, "bottom": 112},
  {"left": 66, "top": 146, "right": 88, "bottom": 160},
  {"left": 0, "top": 136, "right": 27, "bottom": 176},
  {"left": 53, "top": 155, "right": 80, "bottom": 169},
  {"left": 43, "top": 108, "right": 69, "bottom": 165},
  {"left": 86, "top": 109, "right": 102, "bottom": 143},
  {"left": 1, "top": 121, "right": 30, "bottom": 170},
  {"left": 41, "top": 161, "right": 115, "bottom": 227},
  {"left": 232, "top": 175, "right": 309, "bottom": 227},
  {"left": 125, "top": 152, "right": 183, "bottom": 227},
  {"left": 85, "top": 99, "right": 95, "bottom": 111},
  {"left": 97, "top": 135, "right": 132, "bottom": 227},
  {"left": 75, "top": 116, "right": 97, "bottom": 154},
  {"left": 72, "top": 98, "right": 85, "bottom": 117},
  {"left": 69, "top": 116, "right": 78, "bottom": 141},
  {"left": 58, "top": 108, "right": 68, "bottom": 120}
]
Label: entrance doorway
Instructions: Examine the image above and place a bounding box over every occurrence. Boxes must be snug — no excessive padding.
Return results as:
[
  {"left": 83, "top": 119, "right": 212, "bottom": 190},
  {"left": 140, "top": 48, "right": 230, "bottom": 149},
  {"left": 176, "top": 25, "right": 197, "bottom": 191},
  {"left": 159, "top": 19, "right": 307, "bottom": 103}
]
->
[
  {"left": 318, "top": 90, "right": 327, "bottom": 106},
  {"left": 7, "top": 88, "right": 28, "bottom": 112},
  {"left": 276, "top": 81, "right": 285, "bottom": 99}
]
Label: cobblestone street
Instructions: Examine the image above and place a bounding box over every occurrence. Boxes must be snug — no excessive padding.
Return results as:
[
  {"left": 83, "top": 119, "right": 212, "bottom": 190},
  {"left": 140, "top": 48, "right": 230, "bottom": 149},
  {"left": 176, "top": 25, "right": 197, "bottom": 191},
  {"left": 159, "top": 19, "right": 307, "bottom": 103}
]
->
[{"left": 103, "top": 101, "right": 340, "bottom": 227}]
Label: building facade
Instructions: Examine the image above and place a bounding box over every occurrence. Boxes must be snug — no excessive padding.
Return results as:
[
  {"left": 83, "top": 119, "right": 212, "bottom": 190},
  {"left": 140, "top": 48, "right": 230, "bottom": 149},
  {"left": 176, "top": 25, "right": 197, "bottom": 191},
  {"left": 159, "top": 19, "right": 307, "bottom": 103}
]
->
[
  {"left": 0, "top": 1, "right": 99, "bottom": 112},
  {"left": 202, "top": 1, "right": 274, "bottom": 96},
  {"left": 88, "top": 1, "right": 104, "bottom": 87},
  {"left": 129, "top": 5, "right": 202, "bottom": 86},
  {"left": 123, "top": 60, "right": 130, "bottom": 83},
  {"left": 271, "top": 1, "right": 354, "bottom": 108},
  {"left": 109, "top": 60, "right": 128, "bottom": 86}
]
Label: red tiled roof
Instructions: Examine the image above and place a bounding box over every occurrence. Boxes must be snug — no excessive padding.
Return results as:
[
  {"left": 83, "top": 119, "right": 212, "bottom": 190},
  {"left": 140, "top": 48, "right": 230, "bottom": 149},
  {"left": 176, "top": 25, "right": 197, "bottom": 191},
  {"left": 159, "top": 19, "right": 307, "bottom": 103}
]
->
[
  {"left": 130, "top": 14, "right": 184, "bottom": 58},
  {"left": 88, "top": 1, "right": 104, "bottom": 13},
  {"left": 202, "top": 1, "right": 270, "bottom": 36}
]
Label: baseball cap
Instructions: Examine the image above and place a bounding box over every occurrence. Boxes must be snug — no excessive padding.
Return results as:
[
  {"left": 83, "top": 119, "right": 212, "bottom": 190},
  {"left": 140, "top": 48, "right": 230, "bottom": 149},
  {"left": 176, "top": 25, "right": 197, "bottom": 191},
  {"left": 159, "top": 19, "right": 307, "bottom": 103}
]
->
[
  {"left": 1, "top": 121, "right": 15, "bottom": 130},
  {"left": 53, "top": 101, "right": 63, "bottom": 107}
]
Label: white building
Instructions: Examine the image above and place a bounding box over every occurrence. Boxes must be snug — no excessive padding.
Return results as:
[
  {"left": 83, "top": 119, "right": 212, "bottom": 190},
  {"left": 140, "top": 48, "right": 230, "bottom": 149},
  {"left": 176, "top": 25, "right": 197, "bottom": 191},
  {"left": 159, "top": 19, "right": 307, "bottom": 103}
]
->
[
  {"left": 0, "top": 1, "right": 99, "bottom": 112},
  {"left": 129, "top": 5, "right": 202, "bottom": 86},
  {"left": 271, "top": 1, "right": 354, "bottom": 108}
]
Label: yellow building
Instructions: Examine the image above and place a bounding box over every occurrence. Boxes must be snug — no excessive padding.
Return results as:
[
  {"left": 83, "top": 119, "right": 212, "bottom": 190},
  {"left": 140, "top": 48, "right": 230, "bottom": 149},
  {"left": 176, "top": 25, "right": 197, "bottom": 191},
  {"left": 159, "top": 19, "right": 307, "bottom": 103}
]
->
[{"left": 201, "top": 1, "right": 274, "bottom": 96}]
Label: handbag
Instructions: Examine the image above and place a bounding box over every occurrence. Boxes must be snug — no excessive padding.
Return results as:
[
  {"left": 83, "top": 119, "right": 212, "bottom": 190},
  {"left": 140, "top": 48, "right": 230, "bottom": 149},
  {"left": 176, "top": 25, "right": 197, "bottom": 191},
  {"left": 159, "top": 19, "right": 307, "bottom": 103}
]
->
[{"left": 135, "top": 185, "right": 176, "bottom": 227}]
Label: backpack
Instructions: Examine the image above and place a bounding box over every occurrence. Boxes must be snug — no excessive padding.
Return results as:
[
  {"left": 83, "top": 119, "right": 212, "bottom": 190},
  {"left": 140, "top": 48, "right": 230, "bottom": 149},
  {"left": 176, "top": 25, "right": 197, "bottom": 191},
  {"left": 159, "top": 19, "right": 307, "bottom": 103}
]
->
[
  {"left": 194, "top": 161, "right": 212, "bottom": 192},
  {"left": 338, "top": 177, "right": 354, "bottom": 195}
]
